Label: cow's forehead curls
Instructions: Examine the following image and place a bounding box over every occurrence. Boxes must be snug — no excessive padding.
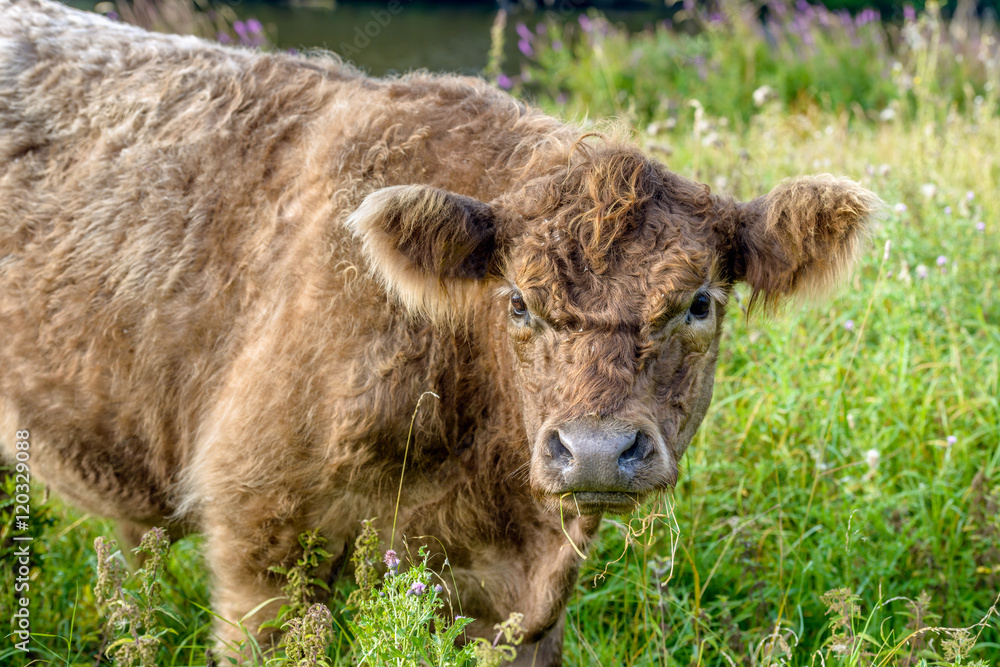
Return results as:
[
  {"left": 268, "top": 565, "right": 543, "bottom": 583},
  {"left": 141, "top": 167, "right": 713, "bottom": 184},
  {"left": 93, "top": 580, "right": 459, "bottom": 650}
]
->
[{"left": 498, "top": 142, "right": 719, "bottom": 273}]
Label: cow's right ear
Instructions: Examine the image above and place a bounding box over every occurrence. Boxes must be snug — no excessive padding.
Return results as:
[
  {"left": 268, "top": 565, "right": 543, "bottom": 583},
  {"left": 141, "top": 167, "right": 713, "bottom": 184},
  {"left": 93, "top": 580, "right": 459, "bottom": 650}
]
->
[{"left": 345, "top": 185, "right": 504, "bottom": 322}]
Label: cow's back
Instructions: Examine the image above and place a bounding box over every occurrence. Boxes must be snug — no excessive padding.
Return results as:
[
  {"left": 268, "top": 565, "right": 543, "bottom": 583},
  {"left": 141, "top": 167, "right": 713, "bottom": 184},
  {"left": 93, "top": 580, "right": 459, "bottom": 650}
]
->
[{"left": 0, "top": 0, "right": 365, "bottom": 523}]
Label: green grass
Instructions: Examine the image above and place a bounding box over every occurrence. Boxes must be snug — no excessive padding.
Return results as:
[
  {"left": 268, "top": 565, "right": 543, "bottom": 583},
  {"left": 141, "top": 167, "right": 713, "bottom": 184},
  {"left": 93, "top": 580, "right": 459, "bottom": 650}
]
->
[{"left": 3, "top": 1, "right": 1000, "bottom": 665}]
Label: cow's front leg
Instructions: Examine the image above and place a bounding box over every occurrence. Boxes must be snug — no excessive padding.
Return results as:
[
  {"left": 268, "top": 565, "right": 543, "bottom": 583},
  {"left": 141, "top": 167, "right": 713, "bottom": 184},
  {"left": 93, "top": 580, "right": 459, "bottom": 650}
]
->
[
  {"left": 511, "top": 612, "right": 565, "bottom": 667},
  {"left": 202, "top": 502, "right": 315, "bottom": 658}
]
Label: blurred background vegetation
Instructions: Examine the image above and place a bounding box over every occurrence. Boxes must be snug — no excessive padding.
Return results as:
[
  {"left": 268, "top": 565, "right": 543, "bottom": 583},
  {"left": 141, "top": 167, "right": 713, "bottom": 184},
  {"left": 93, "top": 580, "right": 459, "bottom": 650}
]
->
[{"left": 60, "top": 0, "right": 999, "bottom": 77}]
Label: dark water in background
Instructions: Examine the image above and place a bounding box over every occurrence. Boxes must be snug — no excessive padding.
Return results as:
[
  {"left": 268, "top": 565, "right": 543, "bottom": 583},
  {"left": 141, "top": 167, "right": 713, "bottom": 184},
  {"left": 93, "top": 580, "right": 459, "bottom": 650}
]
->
[
  {"left": 245, "top": 2, "right": 510, "bottom": 75},
  {"left": 67, "top": 1, "right": 671, "bottom": 76}
]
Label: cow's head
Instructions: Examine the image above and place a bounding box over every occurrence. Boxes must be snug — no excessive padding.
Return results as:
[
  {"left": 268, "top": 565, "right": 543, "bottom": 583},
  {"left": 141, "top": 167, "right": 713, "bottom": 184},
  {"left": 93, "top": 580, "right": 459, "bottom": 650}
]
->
[{"left": 347, "top": 143, "right": 878, "bottom": 516}]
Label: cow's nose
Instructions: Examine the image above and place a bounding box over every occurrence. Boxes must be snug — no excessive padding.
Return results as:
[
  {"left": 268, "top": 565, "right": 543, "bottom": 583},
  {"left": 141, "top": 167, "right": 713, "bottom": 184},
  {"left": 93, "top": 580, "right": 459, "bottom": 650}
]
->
[{"left": 547, "top": 421, "right": 650, "bottom": 491}]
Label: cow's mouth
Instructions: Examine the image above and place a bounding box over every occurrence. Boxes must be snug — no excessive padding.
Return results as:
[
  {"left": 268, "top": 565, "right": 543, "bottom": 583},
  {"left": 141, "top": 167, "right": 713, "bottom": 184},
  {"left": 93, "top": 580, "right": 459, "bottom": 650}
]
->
[{"left": 552, "top": 491, "right": 643, "bottom": 516}]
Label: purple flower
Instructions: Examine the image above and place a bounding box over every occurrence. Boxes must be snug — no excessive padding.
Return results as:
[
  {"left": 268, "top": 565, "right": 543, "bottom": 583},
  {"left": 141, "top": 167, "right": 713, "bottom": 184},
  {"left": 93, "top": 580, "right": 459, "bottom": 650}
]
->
[
  {"left": 944, "top": 206, "right": 952, "bottom": 215},
  {"left": 407, "top": 581, "right": 427, "bottom": 596},
  {"left": 384, "top": 550, "right": 399, "bottom": 570},
  {"left": 497, "top": 73, "right": 512, "bottom": 89},
  {"left": 817, "top": 6, "right": 831, "bottom": 27},
  {"left": 894, "top": 202, "right": 907, "bottom": 214},
  {"left": 936, "top": 255, "right": 947, "bottom": 267},
  {"left": 217, "top": 32, "right": 231, "bottom": 44},
  {"left": 856, "top": 8, "right": 879, "bottom": 26},
  {"left": 976, "top": 221, "right": 986, "bottom": 232},
  {"left": 578, "top": 15, "right": 592, "bottom": 32},
  {"left": 535, "top": 23, "right": 547, "bottom": 35},
  {"left": 233, "top": 20, "right": 247, "bottom": 37},
  {"left": 844, "top": 319, "right": 855, "bottom": 332},
  {"left": 946, "top": 435, "right": 957, "bottom": 446},
  {"left": 106, "top": 10, "right": 118, "bottom": 21},
  {"left": 518, "top": 39, "right": 534, "bottom": 57},
  {"left": 434, "top": 584, "right": 443, "bottom": 594},
  {"left": 904, "top": 5, "right": 916, "bottom": 22},
  {"left": 966, "top": 191, "right": 975, "bottom": 201},
  {"left": 516, "top": 23, "right": 533, "bottom": 42},
  {"left": 247, "top": 18, "right": 263, "bottom": 34},
  {"left": 552, "top": 39, "right": 563, "bottom": 52}
]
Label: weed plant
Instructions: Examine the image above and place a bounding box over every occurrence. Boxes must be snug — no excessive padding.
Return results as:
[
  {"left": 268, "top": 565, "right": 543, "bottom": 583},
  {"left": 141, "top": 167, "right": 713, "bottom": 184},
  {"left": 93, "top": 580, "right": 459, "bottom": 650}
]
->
[
  {"left": 346, "top": 521, "right": 521, "bottom": 666},
  {"left": 93, "top": 529, "right": 172, "bottom": 666},
  {"left": 2, "top": 0, "right": 999, "bottom": 665}
]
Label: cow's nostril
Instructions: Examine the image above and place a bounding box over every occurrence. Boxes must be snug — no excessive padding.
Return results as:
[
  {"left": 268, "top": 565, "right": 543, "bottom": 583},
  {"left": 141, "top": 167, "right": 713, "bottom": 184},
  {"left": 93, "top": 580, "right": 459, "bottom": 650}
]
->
[
  {"left": 547, "top": 431, "right": 572, "bottom": 463},
  {"left": 618, "top": 431, "right": 648, "bottom": 468}
]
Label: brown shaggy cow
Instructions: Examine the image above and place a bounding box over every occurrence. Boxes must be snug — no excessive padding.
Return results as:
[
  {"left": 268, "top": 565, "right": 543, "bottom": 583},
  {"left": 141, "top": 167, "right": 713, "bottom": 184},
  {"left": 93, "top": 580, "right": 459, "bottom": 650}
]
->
[{"left": 0, "top": 0, "right": 879, "bottom": 663}]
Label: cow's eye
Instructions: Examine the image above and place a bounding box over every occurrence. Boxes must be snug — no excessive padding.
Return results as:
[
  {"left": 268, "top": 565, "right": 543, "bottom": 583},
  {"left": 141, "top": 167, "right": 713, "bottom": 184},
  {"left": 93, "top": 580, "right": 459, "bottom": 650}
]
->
[
  {"left": 688, "top": 293, "right": 711, "bottom": 320},
  {"left": 511, "top": 292, "right": 527, "bottom": 317}
]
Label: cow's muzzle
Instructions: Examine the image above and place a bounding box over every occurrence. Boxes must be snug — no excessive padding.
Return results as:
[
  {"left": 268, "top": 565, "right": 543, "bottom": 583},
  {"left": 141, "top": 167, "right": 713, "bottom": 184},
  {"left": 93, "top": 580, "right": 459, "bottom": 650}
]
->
[{"left": 539, "top": 418, "right": 670, "bottom": 515}]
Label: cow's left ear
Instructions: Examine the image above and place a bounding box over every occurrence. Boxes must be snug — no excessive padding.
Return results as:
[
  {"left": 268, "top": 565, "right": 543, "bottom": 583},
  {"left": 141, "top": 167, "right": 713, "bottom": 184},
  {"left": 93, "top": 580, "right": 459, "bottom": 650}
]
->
[
  {"left": 345, "top": 185, "right": 504, "bottom": 322},
  {"left": 716, "top": 175, "right": 881, "bottom": 309}
]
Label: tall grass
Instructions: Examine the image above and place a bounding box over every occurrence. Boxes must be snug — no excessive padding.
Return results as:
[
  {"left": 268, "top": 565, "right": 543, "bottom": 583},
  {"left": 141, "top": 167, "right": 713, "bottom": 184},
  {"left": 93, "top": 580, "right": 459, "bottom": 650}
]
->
[
  {"left": 507, "top": 0, "right": 999, "bottom": 128},
  {"left": 2, "top": 0, "right": 999, "bottom": 665}
]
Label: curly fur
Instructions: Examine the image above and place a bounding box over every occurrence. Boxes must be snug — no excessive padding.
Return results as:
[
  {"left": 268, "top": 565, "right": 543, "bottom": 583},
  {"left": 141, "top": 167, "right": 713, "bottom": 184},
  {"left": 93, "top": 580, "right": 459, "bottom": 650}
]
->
[{"left": 0, "top": 1, "right": 879, "bottom": 663}]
